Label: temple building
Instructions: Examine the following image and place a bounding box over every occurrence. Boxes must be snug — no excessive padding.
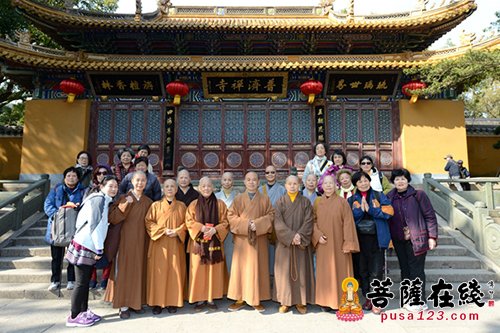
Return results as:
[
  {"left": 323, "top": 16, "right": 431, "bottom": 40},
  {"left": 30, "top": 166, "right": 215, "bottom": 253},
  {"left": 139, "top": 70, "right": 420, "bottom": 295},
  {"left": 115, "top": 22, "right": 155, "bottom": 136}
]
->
[{"left": 1, "top": 0, "right": 498, "bottom": 181}]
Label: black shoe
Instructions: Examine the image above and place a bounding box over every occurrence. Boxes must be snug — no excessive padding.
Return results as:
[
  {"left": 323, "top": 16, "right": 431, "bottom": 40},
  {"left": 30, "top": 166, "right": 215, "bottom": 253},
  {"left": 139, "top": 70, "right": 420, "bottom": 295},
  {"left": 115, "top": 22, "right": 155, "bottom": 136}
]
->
[
  {"left": 167, "top": 306, "right": 177, "bottom": 313},
  {"left": 321, "top": 306, "right": 333, "bottom": 312},
  {"left": 207, "top": 302, "right": 218, "bottom": 311},
  {"left": 152, "top": 306, "right": 162, "bottom": 315},
  {"left": 119, "top": 310, "right": 130, "bottom": 319},
  {"left": 194, "top": 301, "right": 206, "bottom": 312}
]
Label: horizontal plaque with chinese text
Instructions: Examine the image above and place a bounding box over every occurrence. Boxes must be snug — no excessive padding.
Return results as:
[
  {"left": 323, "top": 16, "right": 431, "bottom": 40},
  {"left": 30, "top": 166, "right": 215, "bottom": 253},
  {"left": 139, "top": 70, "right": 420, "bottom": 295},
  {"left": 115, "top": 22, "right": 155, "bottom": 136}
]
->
[{"left": 202, "top": 72, "right": 288, "bottom": 98}]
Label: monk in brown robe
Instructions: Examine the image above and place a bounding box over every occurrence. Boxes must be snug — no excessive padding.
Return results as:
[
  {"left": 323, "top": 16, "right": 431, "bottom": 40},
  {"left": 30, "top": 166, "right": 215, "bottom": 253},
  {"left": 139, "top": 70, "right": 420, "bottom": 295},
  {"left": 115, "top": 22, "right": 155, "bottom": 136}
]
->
[
  {"left": 227, "top": 172, "right": 274, "bottom": 312},
  {"left": 273, "top": 175, "right": 315, "bottom": 314},
  {"left": 145, "top": 179, "right": 187, "bottom": 315},
  {"left": 312, "top": 175, "right": 359, "bottom": 312},
  {"left": 104, "top": 171, "right": 153, "bottom": 319},
  {"left": 186, "top": 177, "right": 229, "bottom": 311}
]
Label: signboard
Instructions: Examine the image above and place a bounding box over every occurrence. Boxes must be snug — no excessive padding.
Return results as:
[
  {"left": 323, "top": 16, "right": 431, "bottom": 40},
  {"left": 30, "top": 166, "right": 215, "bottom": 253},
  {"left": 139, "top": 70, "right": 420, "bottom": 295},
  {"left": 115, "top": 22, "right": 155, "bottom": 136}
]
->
[
  {"left": 87, "top": 73, "right": 165, "bottom": 97},
  {"left": 202, "top": 72, "right": 288, "bottom": 98},
  {"left": 325, "top": 72, "right": 401, "bottom": 97}
]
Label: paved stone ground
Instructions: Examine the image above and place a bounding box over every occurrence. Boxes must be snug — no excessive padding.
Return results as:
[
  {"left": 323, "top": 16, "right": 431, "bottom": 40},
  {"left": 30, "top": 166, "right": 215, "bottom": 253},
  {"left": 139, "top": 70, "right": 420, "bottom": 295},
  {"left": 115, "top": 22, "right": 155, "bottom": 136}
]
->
[{"left": 1, "top": 297, "right": 499, "bottom": 333}]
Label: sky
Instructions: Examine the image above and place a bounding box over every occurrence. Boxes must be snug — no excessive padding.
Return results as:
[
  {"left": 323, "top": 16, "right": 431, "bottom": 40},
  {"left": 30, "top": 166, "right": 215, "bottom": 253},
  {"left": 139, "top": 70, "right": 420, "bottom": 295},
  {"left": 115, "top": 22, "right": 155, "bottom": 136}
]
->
[{"left": 117, "top": 0, "right": 498, "bottom": 49}]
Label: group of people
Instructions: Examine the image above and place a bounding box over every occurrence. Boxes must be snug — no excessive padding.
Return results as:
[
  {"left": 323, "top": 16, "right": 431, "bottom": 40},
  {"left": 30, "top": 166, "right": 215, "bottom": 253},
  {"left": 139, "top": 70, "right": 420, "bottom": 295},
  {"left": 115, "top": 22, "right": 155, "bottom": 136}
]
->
[{"left": 43, "top": 144, "right": 439, "bottom": 328}]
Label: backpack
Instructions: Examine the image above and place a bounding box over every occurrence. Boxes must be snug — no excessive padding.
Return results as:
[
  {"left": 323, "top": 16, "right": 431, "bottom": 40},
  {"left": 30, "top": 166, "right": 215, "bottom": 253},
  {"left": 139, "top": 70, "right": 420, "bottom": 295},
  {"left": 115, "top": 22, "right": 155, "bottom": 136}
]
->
[{"left": 51, "top": 204, "right": 80, "bottom": 247}]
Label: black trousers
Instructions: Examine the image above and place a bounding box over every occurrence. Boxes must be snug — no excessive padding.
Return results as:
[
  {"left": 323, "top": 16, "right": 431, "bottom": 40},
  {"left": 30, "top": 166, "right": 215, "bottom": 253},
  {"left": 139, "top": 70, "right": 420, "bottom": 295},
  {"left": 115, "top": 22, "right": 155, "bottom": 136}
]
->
[
  {"left": 393, "top": 239, "right": 427, "bottom": 300},
  {"left": 50, "top": 245, "right": 75, "bottom": 283},
  {"left": 354, "top": 233, "right": 384, "bottom": 296},
  {"left": 71, "top": 264, "right": 93, "bottom": 318}
]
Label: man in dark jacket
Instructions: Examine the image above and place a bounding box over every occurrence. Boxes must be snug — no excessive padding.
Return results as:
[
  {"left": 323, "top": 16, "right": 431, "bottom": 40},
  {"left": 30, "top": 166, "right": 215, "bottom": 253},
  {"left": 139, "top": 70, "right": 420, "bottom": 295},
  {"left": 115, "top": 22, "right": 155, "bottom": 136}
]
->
[{"left": 444, "top": 154, "right": 463, "bottom": 191}]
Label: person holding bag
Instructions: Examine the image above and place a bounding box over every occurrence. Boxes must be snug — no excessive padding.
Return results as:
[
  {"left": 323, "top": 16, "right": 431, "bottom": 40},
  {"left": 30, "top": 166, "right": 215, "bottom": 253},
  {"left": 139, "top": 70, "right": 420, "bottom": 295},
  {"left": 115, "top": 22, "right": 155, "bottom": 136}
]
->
[
  {"left": 348, "top": 171, "right": 394, "bottom": 315},
  {"left": 65, "top": 176, "right": 118, "bottom": 327},
  {"left": 387, "top": 168, "right": 438, "bottom": 313},
  {"left": 44, "top": 167, "right": 85, "bottom": 291}
]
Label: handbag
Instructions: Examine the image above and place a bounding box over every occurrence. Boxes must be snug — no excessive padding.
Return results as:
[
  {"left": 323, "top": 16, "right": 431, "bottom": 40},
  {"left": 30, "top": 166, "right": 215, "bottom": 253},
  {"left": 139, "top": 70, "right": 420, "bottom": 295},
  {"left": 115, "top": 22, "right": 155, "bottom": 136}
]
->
[
  {"left": 357, "top": 219, "right": 377, "bottom": 235},
  {"left": 95, "top": 254, "right": 110, "bottom": 269}
]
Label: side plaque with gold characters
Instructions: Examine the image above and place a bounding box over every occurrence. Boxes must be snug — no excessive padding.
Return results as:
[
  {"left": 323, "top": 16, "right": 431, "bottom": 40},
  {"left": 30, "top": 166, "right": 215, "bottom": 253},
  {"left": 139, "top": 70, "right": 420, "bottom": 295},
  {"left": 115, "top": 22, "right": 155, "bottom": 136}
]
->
[{"left": 337, "top": 277, "right": 364, "bottom": 321}]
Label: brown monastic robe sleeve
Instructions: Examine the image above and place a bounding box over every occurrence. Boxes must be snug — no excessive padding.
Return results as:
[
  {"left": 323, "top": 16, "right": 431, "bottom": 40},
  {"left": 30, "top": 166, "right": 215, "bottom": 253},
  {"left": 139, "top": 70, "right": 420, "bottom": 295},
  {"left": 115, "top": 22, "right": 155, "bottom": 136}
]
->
[
  {"left": 214, "top": 200, "right": 229, "bottom": 242},
  {"left": 109, "top": 194, "right": 131, "bottom": 225},
  {"left": 341, "top": 199, "right": 360, "bottom": 253},
  {"left": 173, "top": 202, "right": 187, "bottom": 244},
  {"left": 296, "top": 199, "right": 314, "bottom": 247},
  {"left": 311, "top": 198, "right": 324, "bottom": 247},
  {"left": 185, "top": 200, "right": 203, "bottom": 240},
  {"left": 274, "top": 199, "right": 295, "bottom": 246},
  {"left": 252, "top": 195, "right": 274, "bottom": 236},
  {"left": 228, "top": 195, "right": 250, "bottom": 236},
  {"left": 145, "top": 201, "right": 165, "bottom": 241}
]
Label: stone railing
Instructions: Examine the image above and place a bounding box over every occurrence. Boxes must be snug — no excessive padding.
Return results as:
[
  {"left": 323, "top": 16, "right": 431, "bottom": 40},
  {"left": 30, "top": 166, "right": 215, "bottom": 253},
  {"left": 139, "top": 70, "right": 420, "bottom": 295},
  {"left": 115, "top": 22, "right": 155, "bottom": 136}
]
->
[
  {"left": 0, "top": 175, "right": 50, "bottom": 237},
  {"left": 422, "top": 174, "right": 500, "bottom": 266}
]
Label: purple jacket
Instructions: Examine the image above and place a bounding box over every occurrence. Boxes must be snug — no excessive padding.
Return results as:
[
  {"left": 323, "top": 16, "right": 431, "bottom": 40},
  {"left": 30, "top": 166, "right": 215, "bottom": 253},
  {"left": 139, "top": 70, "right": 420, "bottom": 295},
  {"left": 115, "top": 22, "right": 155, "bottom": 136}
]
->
[{"left": 387, "top": 185, "right": 438, "bottom": 256}]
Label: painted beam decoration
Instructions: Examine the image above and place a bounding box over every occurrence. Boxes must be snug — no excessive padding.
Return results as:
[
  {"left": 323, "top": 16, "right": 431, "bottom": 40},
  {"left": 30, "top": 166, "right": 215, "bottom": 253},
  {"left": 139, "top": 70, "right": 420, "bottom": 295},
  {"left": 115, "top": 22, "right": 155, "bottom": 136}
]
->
[
  {"left": 325, "top": 71, "right": 401, "bottom": 97},
  {"left": 202, "top": 72, "right": 288, "bottom": 98},
  {"left": 87, "top": 72, "right": 165, "bottom": 97}
]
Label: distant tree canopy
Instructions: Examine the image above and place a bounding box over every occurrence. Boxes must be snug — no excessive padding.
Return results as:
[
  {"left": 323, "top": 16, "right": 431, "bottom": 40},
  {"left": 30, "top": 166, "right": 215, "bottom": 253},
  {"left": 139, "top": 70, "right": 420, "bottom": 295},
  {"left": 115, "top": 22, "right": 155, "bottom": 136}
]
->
[
  {"left": 0, "top": 0, "right": 118, "bottom": 127},
  {"left": 404, "top": 49, "right": 500, "bottom": 118}
]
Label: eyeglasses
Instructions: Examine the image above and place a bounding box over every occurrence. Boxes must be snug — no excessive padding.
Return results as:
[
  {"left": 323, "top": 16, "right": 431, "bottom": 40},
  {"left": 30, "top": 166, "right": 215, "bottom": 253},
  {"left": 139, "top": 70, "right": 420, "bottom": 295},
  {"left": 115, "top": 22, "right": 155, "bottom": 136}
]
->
[
  {"left": 360, "top": 162, "right": 372, "bottom": 165},
  {"left": 265, "top": 171, "right": 276, "bottom": 174},
  {"left": 97, "top": 171, "right": 108, "bottom": 176}
]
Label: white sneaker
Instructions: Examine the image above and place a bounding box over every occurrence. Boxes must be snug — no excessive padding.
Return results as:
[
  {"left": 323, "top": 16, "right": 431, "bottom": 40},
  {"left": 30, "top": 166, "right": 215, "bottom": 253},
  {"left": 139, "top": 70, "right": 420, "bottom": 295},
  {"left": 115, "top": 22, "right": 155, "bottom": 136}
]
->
[
  {"left": 67, "top": 281, "right": 75, "bottom": 290},
  {"left": 47, "top": 282, "right": 60, "bottom": 291}
]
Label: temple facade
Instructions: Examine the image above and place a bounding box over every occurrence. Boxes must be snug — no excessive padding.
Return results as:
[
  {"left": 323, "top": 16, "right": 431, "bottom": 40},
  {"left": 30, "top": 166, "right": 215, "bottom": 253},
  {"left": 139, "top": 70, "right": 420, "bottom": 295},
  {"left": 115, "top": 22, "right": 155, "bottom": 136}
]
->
[{"left": 1, "top": 0, "right": 498, "bottom": 181}]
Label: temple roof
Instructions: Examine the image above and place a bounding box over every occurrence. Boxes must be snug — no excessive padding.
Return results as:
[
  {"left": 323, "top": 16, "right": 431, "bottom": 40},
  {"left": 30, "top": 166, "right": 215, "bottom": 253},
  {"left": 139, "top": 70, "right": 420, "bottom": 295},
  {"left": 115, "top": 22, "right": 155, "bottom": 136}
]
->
[
  {"left": 13, "top": 0, "right": 477, "bottom": 55},
  {"left": 1, "top": 35, "right": 497, "bottom": 74}
]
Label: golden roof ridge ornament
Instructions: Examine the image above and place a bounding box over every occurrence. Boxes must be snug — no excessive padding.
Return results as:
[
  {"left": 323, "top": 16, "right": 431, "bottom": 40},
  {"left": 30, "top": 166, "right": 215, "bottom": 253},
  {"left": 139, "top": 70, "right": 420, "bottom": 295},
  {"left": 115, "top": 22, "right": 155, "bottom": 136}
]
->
[
  {"left": 135, "top": 0, "right": 142, "bottom": 22},
  {"left": 158, "top": 0, "right": 172, "bottom": 16}
]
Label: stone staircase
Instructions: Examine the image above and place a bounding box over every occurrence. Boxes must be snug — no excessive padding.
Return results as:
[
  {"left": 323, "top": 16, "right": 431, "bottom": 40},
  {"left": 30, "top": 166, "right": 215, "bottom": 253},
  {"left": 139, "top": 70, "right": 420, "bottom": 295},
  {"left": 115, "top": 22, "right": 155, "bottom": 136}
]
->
[{"left": 0, "top": 215, "right": 498, "bottom": 299}]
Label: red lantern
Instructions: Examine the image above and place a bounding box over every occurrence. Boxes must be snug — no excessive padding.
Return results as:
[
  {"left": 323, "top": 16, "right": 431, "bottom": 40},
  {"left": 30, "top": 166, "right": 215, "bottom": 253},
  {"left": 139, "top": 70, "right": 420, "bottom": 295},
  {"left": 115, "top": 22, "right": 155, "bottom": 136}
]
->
[
  {"left": 59, "top": 78, "right": 85, "bottom": 103},
  {"left": 300, "top": 79, "right": 323, "bottom": 104},
  {"left": 402, "top": 80, "right": 427, "bottom": 104},
  {"left": 166, "top": 81, "right": 189, "bottom": 105}
]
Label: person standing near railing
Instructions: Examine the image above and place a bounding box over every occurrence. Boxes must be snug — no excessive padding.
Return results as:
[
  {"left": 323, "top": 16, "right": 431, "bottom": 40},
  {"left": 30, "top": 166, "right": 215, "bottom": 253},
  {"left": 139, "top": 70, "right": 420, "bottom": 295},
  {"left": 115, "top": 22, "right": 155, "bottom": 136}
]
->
[{"left": 444, "top": 154, "right": 463, "bottom": 191}]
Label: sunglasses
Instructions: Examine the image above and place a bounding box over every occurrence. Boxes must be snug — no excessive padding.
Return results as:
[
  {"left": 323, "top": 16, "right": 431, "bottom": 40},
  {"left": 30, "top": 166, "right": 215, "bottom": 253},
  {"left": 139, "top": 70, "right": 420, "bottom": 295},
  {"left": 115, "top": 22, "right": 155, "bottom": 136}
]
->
[
  {"left": 97, "top": 171, "right": 108, "bottom": 176},
  {"left": 360, "top": 162, "right": 372, "bottom": 165},
  {"left": 265, "top": 171, "right": 276, "bottom": 174}
]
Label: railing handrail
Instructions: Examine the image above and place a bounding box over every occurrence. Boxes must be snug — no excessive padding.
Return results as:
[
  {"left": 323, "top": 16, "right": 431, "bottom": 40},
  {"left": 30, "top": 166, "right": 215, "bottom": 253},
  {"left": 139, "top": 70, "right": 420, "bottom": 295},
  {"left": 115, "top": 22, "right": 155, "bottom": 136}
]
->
[
  {"left": 433, "top": 177, "right": 500, "bottom": 183},
  {"left": 423, "top": 176, "right": 476, "bottom": 210},
  {"left": 0, "top": 177, "right": 49, "bottom": 208}
]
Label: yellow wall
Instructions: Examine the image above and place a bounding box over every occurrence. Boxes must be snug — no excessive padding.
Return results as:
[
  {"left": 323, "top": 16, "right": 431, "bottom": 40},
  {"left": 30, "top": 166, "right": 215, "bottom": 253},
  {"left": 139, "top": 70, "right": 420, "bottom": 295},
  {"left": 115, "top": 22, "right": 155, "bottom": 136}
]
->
[
  {"left": 399, "top": 100, "right": 469, "bottom": 175},
  {"left": 0, "top": 136, "right": 23, "bottom": 179},
  {"left": 20, "top": 100, "right": 91, "bottom": 175},
  {"left": 467, "top": 136, "right": 500, "bottom": 177}
]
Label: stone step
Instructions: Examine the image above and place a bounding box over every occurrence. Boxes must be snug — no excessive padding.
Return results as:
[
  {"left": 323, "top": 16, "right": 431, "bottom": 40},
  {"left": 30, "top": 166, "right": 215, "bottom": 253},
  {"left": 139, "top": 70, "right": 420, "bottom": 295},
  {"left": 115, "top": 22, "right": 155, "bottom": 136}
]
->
[
  {"left": 0, "top": 256, "right": 55, "bottom": 270},
  {"left": 434, "top": 235, "right": 456, "bottom": 245},
  {"left": 21, "top": 227, "right": 47, "bottom": 237},
  {"left": 13, "top": 236, "right": 47, "bottom": 247},
  {"left": 33, "top": 219, "right": 48, "bottom": 228},
  {"left": 386, "top": 256, "right": 482, "bottom": 270},
  {"left": 423, "top": 245, "right": 468, "bottom": 257},
  {"left": 0, "top": 268, "right": 56, "bottom": 283},
  {"left": 388, "top": 268, "right": 498, "bottom": 283},
  {"left": 0, "top": 246, "right": 51, "bottom": 257},
  {"left": 0, "top": 283, "right": 105, "bottom": 300}
]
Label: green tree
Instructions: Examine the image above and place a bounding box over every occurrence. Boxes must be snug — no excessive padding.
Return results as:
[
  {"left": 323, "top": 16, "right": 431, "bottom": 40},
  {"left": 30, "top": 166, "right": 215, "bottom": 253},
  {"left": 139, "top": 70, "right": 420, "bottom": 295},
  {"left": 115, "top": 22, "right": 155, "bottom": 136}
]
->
[
  {"left": 0, "top": 0, "right": 118, "bottom": 126},
  {"left": 0, "top": 103, "right": 25, "bottom": 126},
  {"left": 404, "top": 49, "right": 500, "bottom": 118}
]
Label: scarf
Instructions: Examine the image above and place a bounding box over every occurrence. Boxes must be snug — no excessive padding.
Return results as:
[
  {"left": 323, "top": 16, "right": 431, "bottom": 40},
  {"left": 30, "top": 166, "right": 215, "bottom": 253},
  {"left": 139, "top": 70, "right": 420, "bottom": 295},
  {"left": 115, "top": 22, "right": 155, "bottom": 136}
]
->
[
  {"left": 339, "top": 184, "right": 355, "bottom": 199},
  {"left": 193, "top": 193, "right": 223, "bottom": 265}
]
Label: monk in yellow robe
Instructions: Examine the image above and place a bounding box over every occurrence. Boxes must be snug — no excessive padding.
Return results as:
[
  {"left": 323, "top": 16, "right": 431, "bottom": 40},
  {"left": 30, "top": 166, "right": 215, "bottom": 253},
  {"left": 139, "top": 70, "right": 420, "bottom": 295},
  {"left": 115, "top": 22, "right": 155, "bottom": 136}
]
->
[
  {"left": 145, "top": 179, "right": 187, "bottom": 315},
  {"left": 312, "top": 175, "right": 360, "bottom": 312},
  {"left": 227, "top": 171, "right": 274, "bottom": 312},
  {"left": 186, "top": 177, "right": 229, "bottom": 311}
]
